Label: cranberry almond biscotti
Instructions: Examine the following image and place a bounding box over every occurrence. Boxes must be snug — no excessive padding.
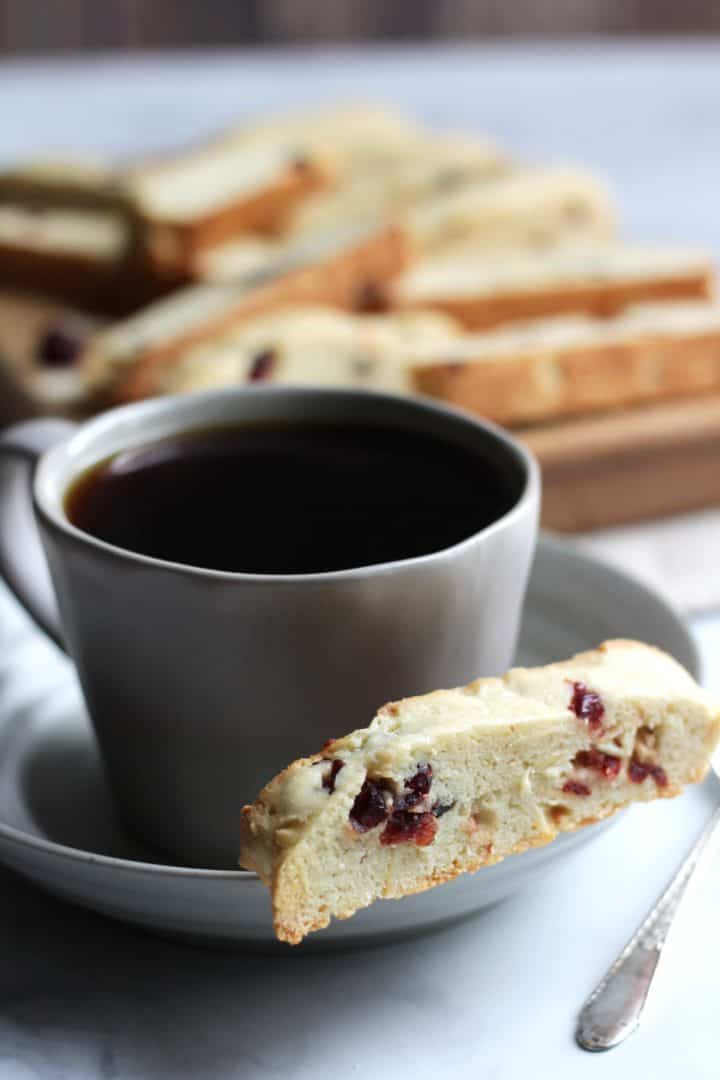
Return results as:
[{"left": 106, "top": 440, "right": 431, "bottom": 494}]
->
[
  {"left": 240, "top": 641, "right": 720, "bottom": 944},
  {"left": 0, "top": 161, "right": 157, "bottom": 313},
  {"left": 80, "top": 223, "right": 410, "bottom": 402},
  {"left": 392, "top": 244, "right": 713, "bottom": 331},
  {"left": 408, "top": 300, "right": 720, "bottom": 426}
]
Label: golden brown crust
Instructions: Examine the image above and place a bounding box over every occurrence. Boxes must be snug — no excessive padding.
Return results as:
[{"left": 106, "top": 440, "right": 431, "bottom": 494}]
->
[
  {"left": 238, "top": 750, "right": 326, "bottom": 882},
  {"left": 394, "top": 271, "right": 713, "bottom": 331},
  {"left": 0, "top": 158, "right": 329, "bottom": 300},
  {"left": 0, "top": 244, "right": 177, "bottom": 316},
  {"left": 411, "top": 328, "right": 720, "bottom": 427},
  {"left": 110, "top": 224, "right": 411, "bottom": 402},
  {"left": 139, "top": 158, "right": 329, "bottom": 274}
]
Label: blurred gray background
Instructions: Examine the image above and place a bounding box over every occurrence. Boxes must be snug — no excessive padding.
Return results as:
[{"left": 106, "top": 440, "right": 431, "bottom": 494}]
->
[{"left": 1, "top": 0, "right": 720, "bottom": 54}]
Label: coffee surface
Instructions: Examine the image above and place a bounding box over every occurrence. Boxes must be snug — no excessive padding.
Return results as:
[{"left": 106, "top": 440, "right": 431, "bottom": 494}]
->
[{"left": 65, "top": 422, "right": 518, "bottom": 574}]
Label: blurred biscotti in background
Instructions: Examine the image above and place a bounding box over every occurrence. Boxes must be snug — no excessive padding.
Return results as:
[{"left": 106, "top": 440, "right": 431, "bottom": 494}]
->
[
  {"left": 81, "top": 223, "right": 410, "bottom": 403},
  {"left": 409, "top": 300, "right": 720, "bottom": 425},
  {"left": 391, "top": 244, "right": 713, "bottom": 329},
  {"left": 0, "top": 160, "right": 149, "bottom": 314},
  {"left": 1, "top": 100, "right": 719, "bottom": 530},
  {"left": 145, "top": 306, "right": 460, "bottom": 399},
  {"left": 0, "top": 290, "right": 99, "bottom": 425}
]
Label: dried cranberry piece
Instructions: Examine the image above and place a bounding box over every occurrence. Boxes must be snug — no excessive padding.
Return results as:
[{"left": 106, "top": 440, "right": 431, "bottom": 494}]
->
[
  {"left": 628, "top": 760, "right": 646, "bottom": 784},
  {"left": 569, "top": 682, "right": 605, "bottom": 732},
  {"left": 322, "top": 759, "right": 344, "bottom": 793},
  {"left": 248, "top": 348, "right": 276, "bottom": 381},
  {"left": 574, "top": 748, "right": 621, "bottom": 780},
  {"left": 349, "top": 779, "right": 390, "bottom": 832},
  {"left": 393, "top": 764, "right": 433, "bottom": 811},
  {"left": 563, "top": 780, "right": 591, "bottom": 797},
  {"left": 349, "top": 764, "right": 442, "bottom": 845},
  {"left": 406, "top": 763, "right": 432, "bottom": 795},
  {"left": 652, "top": 766, "right": 669, "bottom": 787},
  {"left": 36, "top": 323, "right": 84, "bottom": 367},
  {"left": 381, "top": 810, "right": 437, "bottom": 847},
  {"left": 354, "top": 280, "right": 388, "bottom": 313},
  {"left": 629, "top": 759, "right": 668, "bottom": 787}
]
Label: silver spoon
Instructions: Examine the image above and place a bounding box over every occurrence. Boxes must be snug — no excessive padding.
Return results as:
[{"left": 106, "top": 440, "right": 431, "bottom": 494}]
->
[{"left": 576, "top": 759, "right": 720, "bottom": 1052}]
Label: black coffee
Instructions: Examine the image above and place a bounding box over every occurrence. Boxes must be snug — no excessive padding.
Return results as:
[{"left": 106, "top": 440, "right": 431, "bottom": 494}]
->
[{"left": 65, "top": 422, "right": 520, "bottom": 574}]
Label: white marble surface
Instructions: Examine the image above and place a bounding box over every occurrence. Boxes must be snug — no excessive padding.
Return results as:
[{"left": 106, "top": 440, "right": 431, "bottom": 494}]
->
[{"left": 2, "top": 40, "right": 720, "bottom": 1078}]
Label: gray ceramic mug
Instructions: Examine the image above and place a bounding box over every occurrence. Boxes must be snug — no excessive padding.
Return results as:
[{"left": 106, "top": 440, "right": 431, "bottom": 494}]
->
[{"left": 0, "top": 387, "right": 539, "bottom": 868}]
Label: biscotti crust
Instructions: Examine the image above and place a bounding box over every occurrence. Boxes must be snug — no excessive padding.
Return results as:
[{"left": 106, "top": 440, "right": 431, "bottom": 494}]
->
[
  {"left": 99, "top": 224, "right": 411, "bottom": 402},
  {"left": 139, "top": 158, "right": 329, "bottom": 274},
  {"left": 0, "top": 244, "right": 173, "bottom": 316},
  {"left": 411, "top": 327, "right": 720, "bottom": 426},
  {"left": 395, "top": 270, "right": 713, "bottom": 331}
]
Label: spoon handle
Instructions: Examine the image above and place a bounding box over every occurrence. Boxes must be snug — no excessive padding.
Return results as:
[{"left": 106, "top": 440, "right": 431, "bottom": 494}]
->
[{"left": 576, "top": 799, "right": 720, "bottom": 1052}]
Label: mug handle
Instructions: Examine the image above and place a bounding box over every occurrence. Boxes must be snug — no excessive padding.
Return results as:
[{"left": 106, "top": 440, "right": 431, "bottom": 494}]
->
[{"left": 0, "top": 418, "right": 77, "bottom": 650}]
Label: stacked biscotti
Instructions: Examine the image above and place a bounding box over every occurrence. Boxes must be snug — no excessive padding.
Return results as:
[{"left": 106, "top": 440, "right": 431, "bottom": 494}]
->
[
  {"left": 80, "top": 223, "right": 411, "bottom": 403},
  {"left": 110, "top": 306, "right": 460, "bottom": 401},
  {"left": 0, "top": 161, "right": 147, "bottom": 314},
  {"left": 0, "top": 103, "right": 507, "bottom": 315},
  {"left": 79, "top": 247, "right": 720, "bottom": 424},
  {"left": 1, "top": 100, "right": 718, "bottom": 429},
  {"left": 77, "top": 293, "right": 720, "bottom": 429},
  {"left": 0, "top": 131, "right": 330, "bottom": 312}
]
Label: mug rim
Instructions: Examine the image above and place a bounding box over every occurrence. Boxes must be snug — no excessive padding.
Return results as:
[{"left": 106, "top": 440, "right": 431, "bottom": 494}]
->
[{"left": 34, "top": 385, "right": 540, "bottom": 585}]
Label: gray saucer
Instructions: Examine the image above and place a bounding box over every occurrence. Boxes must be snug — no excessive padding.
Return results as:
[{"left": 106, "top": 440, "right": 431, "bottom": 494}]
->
[{"left": 0, "top": 535, "right": 698, "bottom": 949}]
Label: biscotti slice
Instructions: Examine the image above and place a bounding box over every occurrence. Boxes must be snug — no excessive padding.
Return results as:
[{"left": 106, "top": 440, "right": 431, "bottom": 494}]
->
[
  {"left": 405, "top": 167, "right": 616, "bottom": 255},
  {"left": 0, "top": 158, "right": 194, "bottom": 311},
  {"left": 0, "top": 207, "right": 169, "bottom": 314},
  {"left": 408, "top": 300, "right": 720, "bottom": 426},
  {"left": 81, "top": 223, "right": 410, "bottom": 401},
  {"left": 392, "top": 244, "right": 714, "bottom": 330},
  {"left": 155, "top": 305, "right": 460, "bottom": 395},
  {"left": 287, "top": 130, "right": 510, "bottom": 239},
  {"left": 0, "top": 290, "right": 100, "bottom": 423},
  {"left": 240, "top": 640, "right": 720, "bottom": 944},
  {"left": 231, "top": 102, "right": 505, "bottom": 184},
  {"left": 0, "top": 160, "right": 152, "bottom": 312},
  {"left": 124, "top": 138, "right": 329, "bottom": 274},
  {"left": 127, "top": 101, "right": 424, "bottom": 271},
  {"left": 235, "top": 102, "right": 426, "bottom": 171},
  {"left": 267, "top": 102, "right": 507, "bottom": 239}
]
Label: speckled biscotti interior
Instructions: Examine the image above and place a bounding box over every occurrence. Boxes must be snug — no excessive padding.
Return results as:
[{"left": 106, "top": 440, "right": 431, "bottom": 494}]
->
[{"left": 239, "top": 640, "right": 720, "bottom": 944}]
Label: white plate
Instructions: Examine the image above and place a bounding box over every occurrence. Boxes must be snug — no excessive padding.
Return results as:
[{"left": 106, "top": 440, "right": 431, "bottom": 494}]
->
[{"left": 0, "top": 535, "right": 698, "bottom": 950}]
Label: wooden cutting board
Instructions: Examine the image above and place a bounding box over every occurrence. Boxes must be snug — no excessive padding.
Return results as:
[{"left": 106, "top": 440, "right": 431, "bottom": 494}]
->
[{"left": 520, "top": 395, "right": 720, "bottom": 532}]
